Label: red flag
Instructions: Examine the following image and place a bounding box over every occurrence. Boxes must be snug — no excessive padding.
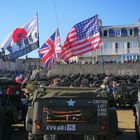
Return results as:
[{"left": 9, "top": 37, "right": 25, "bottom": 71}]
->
[{"left": 60, "top": 15, "right": 102, "bottom": 62}]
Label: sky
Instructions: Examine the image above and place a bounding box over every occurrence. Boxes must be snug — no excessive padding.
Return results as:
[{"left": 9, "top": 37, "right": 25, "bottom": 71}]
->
[{"left": 0, "top": 0, "right": 140, "bottom": 58}]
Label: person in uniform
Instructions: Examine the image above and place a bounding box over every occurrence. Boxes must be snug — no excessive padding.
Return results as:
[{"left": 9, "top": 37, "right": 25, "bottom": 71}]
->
[
  {"left": 112, "top": 81, "right": 119, "bottom": 100},
  {"left": 48, "top": 78, "right": 61, "bottom": 87}
]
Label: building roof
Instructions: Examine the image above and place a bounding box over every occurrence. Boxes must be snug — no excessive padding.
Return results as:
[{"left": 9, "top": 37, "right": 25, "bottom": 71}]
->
[{"left": 101, "top": 24, "right": 138, "bottom": 29}]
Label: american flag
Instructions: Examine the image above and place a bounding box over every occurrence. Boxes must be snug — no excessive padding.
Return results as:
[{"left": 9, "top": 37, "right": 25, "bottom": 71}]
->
[
  {"left": 38, "top": 29, "right": 61, "bottom": 69},
  {"left": 60, "top": 15, "right": 102, "bottom": 61}
]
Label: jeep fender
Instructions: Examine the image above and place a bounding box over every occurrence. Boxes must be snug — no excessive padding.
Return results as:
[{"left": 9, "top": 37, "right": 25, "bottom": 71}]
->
[
  {"left": 26, "top": 106, "right": 33, "bottom": 132},
  {"left": 134, "top": 103, "right": 140, "bottom": 126}
]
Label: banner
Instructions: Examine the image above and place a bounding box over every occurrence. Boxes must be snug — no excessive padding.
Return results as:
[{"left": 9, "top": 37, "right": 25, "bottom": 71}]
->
[{"left": 0, "top": 16, "right": 39, "bottom": 61}]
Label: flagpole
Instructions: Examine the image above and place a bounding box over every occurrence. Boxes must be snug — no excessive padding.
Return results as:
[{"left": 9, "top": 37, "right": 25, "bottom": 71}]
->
[
  {"left": 36, "top": 13, "right": 40, "bottom": 47},
  {"left": 36, "top": 12, "right": 41, "bottom": 71},
  {"left": 90, "top": 51, "right": 92, "bottom": 64},
  {"left": 98, "top": 15, "right": 105, "bottom": 74},
  {"left": 101, "top": 43, "right": 105, "bottom": 74},
  {"left": 54, "top": 0, "right": 59, "bottom": 30},
  {"left": 54, "top": 0, "right": 63, "bottom": 64}
]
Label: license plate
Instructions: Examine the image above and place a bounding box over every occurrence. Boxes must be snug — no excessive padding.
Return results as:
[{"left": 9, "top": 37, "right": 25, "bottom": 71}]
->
[{"left": 45, "top": 124, "right": 76, "bottom": 131}]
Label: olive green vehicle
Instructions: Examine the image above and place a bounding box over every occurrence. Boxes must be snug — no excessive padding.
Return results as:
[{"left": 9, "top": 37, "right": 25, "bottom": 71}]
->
[
  {"left": 0, "top": 78, "right": 24, "bottom": 140},
  {"left": 133, "top": 88, "right": 140, "bottom": 139},
  {"left": 26, "top": 85, "right": 118, "bottom": 140}
]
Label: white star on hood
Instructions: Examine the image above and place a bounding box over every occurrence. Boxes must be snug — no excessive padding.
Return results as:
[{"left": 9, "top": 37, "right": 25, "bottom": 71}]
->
[{"left": 67, "top": 99, "right": 76, "bottom": 107}]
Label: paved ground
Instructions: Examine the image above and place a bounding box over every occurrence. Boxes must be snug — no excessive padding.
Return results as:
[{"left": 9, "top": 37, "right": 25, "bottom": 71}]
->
[
  {"left": 10, "top": 109, "right": 137, "bottom": 140},
  {"left": 116, "top": 109, "right": 137, "bottom": 140},
  {"left": 10, "top": 124, "right": 27, "bottom": 140}
]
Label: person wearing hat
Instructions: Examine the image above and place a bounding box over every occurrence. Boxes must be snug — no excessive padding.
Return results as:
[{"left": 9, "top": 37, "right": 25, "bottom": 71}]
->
[
  {"left": 100, "top": 77, "right": 111, "bottom": 92},
  {"left": 48, "top": 78, "right": 61, "bottom": 87},
  {"left": 112, "top": 81, "right": 119, "bottom": 100}
]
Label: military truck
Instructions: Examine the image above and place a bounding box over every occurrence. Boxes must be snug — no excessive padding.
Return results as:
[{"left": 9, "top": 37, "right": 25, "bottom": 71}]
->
[
  {"left": 0, "top": 78, "right": 25, "bottom": 140},
  {"left": 26, "top": 85, "right": 118, "bottom": 140}
]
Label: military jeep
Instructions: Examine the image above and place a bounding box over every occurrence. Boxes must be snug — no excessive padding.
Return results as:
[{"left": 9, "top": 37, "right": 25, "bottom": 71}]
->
[
  {"left": 133, "top": 88, "right": 140, "bottom": 139},
  {"left": 26, "top": 85, "right": 118, "bottom": 140},
  {"left": 0, "top": 78, "right": 24, "bottom": 140},
  {"left": 116, "top": 83, "right": 138, "bottom": 107}
]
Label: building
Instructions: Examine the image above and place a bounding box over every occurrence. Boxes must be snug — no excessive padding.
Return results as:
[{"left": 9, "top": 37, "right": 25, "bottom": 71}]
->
[
  {"left": 77, "top": 19, "right": 140, "bottom": 64},
  {"left": 0, "top": 58, "right": 43, "bottom": 71}
]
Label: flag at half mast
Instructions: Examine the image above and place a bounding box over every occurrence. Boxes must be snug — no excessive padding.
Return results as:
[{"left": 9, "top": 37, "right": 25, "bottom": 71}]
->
[
  {"left": 60, "top": 15, "right": 102, "bottom": 62},
  {"left": 38, "top": 28, "right": 61, "bottom": 69}
]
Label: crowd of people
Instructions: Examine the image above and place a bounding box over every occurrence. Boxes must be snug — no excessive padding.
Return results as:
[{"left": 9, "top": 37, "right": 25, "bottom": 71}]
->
[
  {"left": 1, "top": 68, "right": 140, "bottom": 101},
  {"left": 61, "top": 59, "right": 139, "bottom": 65}
]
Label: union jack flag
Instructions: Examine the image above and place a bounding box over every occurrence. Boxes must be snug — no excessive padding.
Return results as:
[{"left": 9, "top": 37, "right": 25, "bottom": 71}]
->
[{"left": 38, "top": 29, "right": 61, "bottom": 69}]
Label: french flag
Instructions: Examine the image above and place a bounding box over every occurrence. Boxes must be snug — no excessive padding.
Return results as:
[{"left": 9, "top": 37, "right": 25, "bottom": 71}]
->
[{"left": 15, "top": 74, "right": 23, "bottom": 83}]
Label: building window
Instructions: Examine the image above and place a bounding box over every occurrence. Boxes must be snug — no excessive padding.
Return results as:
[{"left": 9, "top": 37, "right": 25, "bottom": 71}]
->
[
  {"left": 115, "top": 29, "right": 121, "bottom": 37},
  {"left": 109, "top": 28, "right": 115, "bottom": 37},
  {"left": 128, "top": 29, "right": 134, "bottom": 36},
  {"left": 127, "top": 42, "right": 130, "bottom": 53},
  {"left": 121, "top": 28, "right": 127, "bottom": 37},
  {"left": 121, "top": 42, "right": 125, "bottom": 54},
  {"left": 103, "top": 30, "right": 108, "bottom": 37},
  {"left": 103, "top": 43, "right": 109, "bottom": 54},
  {"left": 115, "top": 43, "right": 118, "bottom": 54},
  {"left": 134, "top": 27, "right": 139, "bottom": 36},
  {"left": 130, "top": 42, "right": 134, "bottom": 48}
]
